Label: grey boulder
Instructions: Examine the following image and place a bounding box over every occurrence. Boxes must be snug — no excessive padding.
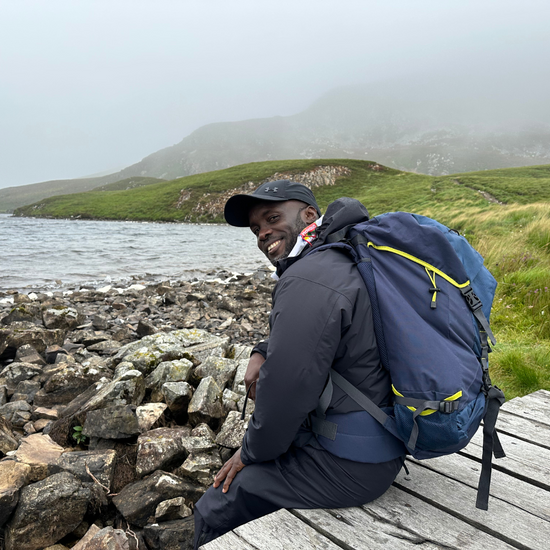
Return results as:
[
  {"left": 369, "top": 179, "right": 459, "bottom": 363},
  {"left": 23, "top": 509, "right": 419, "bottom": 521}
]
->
[
  {"left": 0, "top": 362, "right": 43, "bottom": 393},
  {"left": 145, "top": 359, "right": 193, "bottom": 400},
  {"left": 0, "top": 400, "right": 32, "bottom": 428},
  {"left": 0, "top": 461, "right": 31, "bottom": 527},
  {"left": 215, "top": 410, "right": 248, "bottom": 449},
  {"left": 155, "top": 497, "right": 192, "bottom": 522},
  {"left": 112, "top": 470, "right": 204, "bottom": 527},
  {"left": 174, "top": 449, "right": 222, "bottom": 486},
  {"left": 4, "top": 471, "right": 90, "bottom": 550},
  {"left": 136, "top": 402, "right": 167, "bottom": 432},
  {"left": 187, "top": 376, "right": 224, "bottom": 427},
  {"left": 143, "top": 517, "right": 195, "bottom": 550},
  {"left": 35, "top": 360, "right": 112, "bottom": 406},
  {"left": 77, "top": 527, "right": 130, "bottom": 550},
  {"left": 42, "top": 307, "right": 85, "bottom": 331},
  {"left": 0, "top": 415, "right": 18, "bottom": 454},
  {"left": 193, "top": 356, "right": 238, "bottom": 390},
  {"left": 135, "top": 427, "right": 191, "bottom": 477},
  {"left": 83, "top": 405, "right": 140, "bottom": 440},
  {"left": 162, "top": 381, "right": 193, "bottom": 422},
  {"left": 54, "top": 450, "right": 117, "bottom": 490}
]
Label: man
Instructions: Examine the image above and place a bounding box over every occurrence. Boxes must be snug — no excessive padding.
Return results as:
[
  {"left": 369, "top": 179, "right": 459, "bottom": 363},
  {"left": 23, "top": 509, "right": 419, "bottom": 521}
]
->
[{"left": 193, "top": 180, "right": 405, "bottom": 548}]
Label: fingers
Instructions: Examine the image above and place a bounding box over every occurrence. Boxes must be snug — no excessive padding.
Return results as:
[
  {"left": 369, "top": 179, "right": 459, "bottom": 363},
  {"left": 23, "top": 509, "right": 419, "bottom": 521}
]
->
[
  {"left": 222, "top": 461, "right": 244, "bottom": 493},
  {"left": 248, "top": 380, "right": 257, "bottom": 401},
  {"left": 213, "top": 461, "right": 231, "bottom": 488},
  {"left": 222, "top": 464, "right": 238, "bottom": 493},
  {"left": 214, "top": 449, "right": 245, "bottom": 493}
]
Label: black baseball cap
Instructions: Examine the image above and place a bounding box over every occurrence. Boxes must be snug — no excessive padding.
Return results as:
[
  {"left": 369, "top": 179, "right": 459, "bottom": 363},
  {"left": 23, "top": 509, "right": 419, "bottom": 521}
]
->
[{"left": 224, "top": 180, "right": 321, "bottom": 227}]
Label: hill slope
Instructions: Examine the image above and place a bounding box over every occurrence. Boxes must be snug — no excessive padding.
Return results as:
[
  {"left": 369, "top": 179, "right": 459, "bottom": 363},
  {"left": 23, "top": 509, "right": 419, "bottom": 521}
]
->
[
  {"left": 13, "top": 160, "right": 550, "bottom": 224},
  {"left": 9, "top": 159, "right": 445, "bottom": 222},
  {"left": 3, "top": 81, "right": 550, "bottom": 212},
  {"left": 0, "top": 175, "right": 165, "bottom": 213}
]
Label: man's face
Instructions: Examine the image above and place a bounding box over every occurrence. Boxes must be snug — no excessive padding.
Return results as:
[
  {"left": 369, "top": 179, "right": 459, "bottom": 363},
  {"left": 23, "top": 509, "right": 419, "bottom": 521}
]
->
[{"left": 248, "top": 200, "right": 318, "bottom": 266}]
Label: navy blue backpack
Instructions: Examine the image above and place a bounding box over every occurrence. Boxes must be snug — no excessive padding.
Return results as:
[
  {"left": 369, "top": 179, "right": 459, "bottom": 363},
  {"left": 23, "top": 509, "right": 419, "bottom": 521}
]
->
[{"left": 310, "top": 212, "right": 506, "bottom": 510}]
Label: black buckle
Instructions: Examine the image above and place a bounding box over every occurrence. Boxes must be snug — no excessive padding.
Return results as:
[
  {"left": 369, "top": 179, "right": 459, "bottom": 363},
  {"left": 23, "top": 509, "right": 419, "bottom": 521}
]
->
[
  {"left": 439, "top": 401, "right": 458, "bottom": 413},
  {"left": 461, "top": 286, "right": 482, "bottom": 312}
]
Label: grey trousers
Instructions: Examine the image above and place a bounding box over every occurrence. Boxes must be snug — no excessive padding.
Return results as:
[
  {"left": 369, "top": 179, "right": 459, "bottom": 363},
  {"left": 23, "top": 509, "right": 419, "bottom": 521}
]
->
[{"left": 193, "top": 442, "right": 404, "bottom": 549}]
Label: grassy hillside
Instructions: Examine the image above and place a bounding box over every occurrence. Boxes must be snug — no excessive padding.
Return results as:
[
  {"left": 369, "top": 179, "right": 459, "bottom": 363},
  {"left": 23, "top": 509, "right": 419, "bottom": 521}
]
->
[
  {"left": 90, "top": 176, "right": 166, "bottom": 192},
  {"left": 16, "top": 159, "right": 431, "bottom": 222},
  {"left": 13, "top": 159, "right": 550, "bottom": 399},
  {"left": 0, "top": 175, "right": 166, "bottom": 213},
  {"left": 0, "top": 174, "right": 117, "bottom": 213}
]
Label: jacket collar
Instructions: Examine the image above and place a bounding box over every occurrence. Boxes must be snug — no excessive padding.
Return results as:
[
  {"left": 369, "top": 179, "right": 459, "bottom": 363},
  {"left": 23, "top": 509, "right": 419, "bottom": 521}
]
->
[{"left": 274, "top": 197, "right": 369, "bottom": 278}]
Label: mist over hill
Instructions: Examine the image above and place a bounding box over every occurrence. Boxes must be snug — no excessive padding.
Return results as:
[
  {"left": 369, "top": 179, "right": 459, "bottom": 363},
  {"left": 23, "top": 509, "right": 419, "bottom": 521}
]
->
[{"left": 2, "top": 78, "right": 549, "bottom": 212}]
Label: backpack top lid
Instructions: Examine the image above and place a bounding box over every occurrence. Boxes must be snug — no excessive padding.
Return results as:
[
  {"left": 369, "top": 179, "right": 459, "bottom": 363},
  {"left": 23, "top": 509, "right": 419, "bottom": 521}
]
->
[
  {"left": 353, "top": 212, "right": 469, "bottom": 283},
  {"left": 359, "top": 212, "right": 496, "bottom": 320}
]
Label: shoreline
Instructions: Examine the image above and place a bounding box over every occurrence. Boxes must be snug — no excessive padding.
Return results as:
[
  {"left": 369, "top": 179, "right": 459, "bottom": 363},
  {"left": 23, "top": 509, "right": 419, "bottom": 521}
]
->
[
  {"left": 2, "top": 211, "right": 229, "bottom": 226},
  {"left": 0, "top": 267, "right": 274, "bottom": 298},
  {"left": 0, "top": 268, "right": 274, "bottom": 356}
]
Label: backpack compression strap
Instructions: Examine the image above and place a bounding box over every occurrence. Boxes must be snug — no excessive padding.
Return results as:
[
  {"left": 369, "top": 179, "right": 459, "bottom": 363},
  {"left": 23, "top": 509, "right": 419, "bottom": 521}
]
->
[
  {"left": 459, "top": 289, "right": 506, "bottom": 510},
  {"left": 475, "top": 329, "right": 506, "bottom": 510}
]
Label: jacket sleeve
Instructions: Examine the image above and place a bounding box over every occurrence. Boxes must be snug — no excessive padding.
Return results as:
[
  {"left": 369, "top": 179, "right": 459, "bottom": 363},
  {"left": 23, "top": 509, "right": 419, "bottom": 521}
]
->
[
  {"left": 251, "top": 339, "right": 269, "bottom": 359},
  {"left": 240, "top": 274, "right": 353, "bottom": 464}
]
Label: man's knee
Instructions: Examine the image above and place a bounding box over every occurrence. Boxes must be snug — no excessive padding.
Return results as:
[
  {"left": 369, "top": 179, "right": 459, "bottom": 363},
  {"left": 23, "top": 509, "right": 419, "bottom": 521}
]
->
[{"left": 194, "top": 463, "right": 281, "bottom": 535}]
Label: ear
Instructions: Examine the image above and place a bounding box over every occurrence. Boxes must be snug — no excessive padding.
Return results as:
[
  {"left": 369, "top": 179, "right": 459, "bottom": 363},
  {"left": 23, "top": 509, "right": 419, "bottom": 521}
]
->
[{"left": 301, "top": 205, "right": 319, "bottom": 224}]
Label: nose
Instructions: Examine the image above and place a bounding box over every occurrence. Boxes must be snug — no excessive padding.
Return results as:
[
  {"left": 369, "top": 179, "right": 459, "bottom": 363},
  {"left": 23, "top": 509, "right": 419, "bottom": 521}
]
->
[{"left": 258, "top": 224, "right": 272, "bottom": 243}]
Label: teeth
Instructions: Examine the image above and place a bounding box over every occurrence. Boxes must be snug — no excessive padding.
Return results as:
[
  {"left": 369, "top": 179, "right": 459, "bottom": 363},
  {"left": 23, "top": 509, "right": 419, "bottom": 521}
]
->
[{"left": 268, "top": 240, "right": 281, "bottom": 253}]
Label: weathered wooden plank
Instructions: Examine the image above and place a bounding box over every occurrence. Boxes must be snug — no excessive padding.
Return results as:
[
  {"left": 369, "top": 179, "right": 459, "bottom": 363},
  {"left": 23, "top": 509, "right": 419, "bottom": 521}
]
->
[
  {"left": 409, "top": 453, "right": 550, "bottom": 522},
  {"left": 201, "top": 531, "right": 258, "bottom": 550},
  {"left": 394, "top": 461, "right": 550, "bottom": 550},
  {"left": 496, "top": 410, "right": 550, "bottom": 450},
  {"left": 296, "top": 485, "right": 515, "bottom": 549},
  {"left": 232, "top": 508, "right": 342, "bottom": 550},
  {"left": 462, "top": 429, "right": 550, "bottom": 489},
  {"left": 501, "top": 390, "right": 550, "bottom": 427}
]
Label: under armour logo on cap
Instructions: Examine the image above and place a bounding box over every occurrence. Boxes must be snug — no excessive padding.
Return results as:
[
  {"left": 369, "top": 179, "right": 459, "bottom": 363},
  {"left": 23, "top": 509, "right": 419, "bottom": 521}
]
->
[{"left": 263, "top": 187, "right": 278, "bottom": 192}]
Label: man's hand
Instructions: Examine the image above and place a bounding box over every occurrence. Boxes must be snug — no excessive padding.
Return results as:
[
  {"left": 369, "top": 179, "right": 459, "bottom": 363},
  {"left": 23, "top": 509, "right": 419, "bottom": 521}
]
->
[
  {"left": 213, "top": 447, "right": 245, "bottom": 493},
  {"left": 243, "top": 353, "right": 265, "bottom": 401}
]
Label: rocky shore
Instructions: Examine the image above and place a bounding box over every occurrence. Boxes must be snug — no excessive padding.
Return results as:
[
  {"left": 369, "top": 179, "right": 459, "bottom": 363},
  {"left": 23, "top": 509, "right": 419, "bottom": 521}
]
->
[{"left": 0, "top": 271, "right": 274, "bottom": 550}]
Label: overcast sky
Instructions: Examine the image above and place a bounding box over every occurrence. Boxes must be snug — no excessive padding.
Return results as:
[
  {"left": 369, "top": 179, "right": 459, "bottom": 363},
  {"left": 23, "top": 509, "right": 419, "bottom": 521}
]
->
[{"left": 0, "top": 0, "right": 549, "bottom": 189}]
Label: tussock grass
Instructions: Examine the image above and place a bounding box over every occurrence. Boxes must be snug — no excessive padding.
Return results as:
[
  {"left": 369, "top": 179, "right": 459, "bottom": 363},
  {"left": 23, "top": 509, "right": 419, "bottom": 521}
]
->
[{"left": 420, "top": 202, "right": 550, "bottom": 398}]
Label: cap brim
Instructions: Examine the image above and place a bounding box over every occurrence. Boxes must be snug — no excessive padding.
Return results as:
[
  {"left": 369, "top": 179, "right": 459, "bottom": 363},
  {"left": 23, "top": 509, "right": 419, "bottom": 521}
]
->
[{"left": 224, "top": 194, "right": 287, "bottom": 227}]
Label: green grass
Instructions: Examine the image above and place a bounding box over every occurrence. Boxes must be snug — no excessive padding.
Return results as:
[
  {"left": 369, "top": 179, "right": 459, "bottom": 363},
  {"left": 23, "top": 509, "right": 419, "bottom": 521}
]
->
[
  {"left": 450, "top": 165, "right": 550, "bottom": 204},
  {"left": 13, "top": 159, "right": 550, "bottom": 400},
  {"left": 92, "top": 176, "right": 165, "bottom": 192}
]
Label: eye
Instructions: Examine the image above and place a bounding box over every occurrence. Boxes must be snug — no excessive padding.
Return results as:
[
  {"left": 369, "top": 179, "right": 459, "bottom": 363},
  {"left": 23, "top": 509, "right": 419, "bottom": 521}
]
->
[
  {"left": 268, "top": 215, "right": 279, "bottom": 223},
  {"left": 251, "top": 227, "right": 259, "bottom": 236}
]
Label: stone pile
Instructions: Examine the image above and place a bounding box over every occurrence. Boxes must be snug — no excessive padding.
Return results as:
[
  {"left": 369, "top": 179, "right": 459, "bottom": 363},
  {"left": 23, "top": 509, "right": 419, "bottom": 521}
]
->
[
  {"left": 189, "top": 165, "right": 352, "bottom": 219},
  {"left": 0, "top": 272, "right": 274, "bottom": 550}
]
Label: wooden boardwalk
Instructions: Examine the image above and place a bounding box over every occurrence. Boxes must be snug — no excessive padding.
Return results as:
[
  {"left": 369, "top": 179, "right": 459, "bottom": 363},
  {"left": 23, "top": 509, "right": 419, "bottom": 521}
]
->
[{"left": 202, "top": 389, "right": 550, "bottom": 550}]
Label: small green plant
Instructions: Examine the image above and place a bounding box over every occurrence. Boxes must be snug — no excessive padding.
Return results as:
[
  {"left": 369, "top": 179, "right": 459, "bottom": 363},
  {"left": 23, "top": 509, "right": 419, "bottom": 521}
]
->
[{"left": 72, "top": 426, "right": 87, "bottom": 445}]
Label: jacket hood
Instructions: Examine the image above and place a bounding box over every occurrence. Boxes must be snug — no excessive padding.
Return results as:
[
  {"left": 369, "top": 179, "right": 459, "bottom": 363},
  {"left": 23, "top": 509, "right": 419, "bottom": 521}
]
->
[
  {"left": 276, "top": 197, "right": 369, "bottom": 276},
  {"left": 313, "top": 197, "right": 369, "bottom": 247}
]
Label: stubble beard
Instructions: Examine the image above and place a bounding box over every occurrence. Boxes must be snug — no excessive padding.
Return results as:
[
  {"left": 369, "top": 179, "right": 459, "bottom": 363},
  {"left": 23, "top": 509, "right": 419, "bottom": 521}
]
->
[{"left": 268, "top": 212, "right": 309, "bottom": 267}]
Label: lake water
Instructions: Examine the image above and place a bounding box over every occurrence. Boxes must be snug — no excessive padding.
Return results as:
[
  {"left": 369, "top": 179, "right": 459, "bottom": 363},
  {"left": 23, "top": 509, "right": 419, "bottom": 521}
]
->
[{"left": 0, "top": 214, "right": 270, "bottom": 292}]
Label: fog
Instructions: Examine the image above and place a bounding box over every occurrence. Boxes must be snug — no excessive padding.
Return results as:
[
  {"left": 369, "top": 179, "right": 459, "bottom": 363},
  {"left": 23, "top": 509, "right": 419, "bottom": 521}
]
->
[{"left": 1, "top": 0, "right": 549, "bottom": 188}]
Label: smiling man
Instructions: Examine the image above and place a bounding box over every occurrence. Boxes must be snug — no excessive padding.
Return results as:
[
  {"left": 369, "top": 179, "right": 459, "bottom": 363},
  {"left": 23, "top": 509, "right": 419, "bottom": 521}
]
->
[{"left": 193, "top": 180, "right": 406, "bottom": 549}]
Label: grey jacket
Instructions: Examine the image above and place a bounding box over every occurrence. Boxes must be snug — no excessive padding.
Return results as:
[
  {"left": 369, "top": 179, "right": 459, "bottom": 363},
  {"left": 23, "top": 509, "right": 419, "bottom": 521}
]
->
[{"left": 240, "top": 198, "right": 392, "bottom": 464}]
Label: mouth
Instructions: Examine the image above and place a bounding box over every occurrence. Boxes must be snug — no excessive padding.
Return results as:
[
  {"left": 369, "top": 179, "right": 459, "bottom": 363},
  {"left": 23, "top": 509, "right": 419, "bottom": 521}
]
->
[{"left": 266, "top": 239, "right": 282, "bottom": 256}]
